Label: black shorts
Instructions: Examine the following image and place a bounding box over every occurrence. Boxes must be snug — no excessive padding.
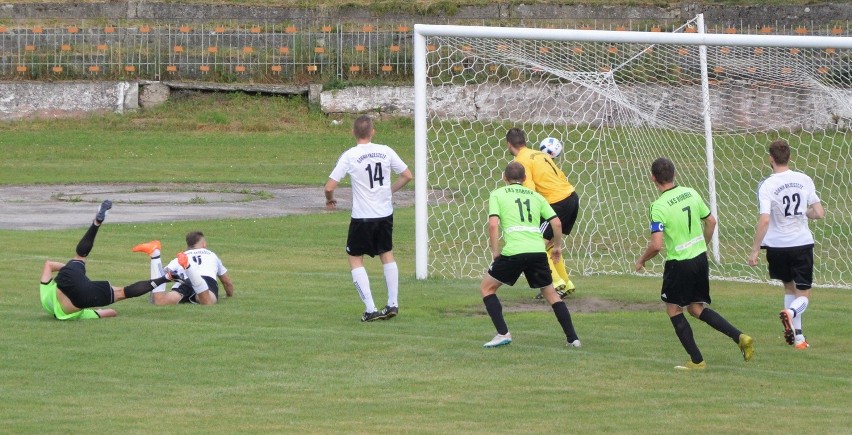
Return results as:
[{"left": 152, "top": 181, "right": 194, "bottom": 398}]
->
[
  {"left": 661, "top": 252, "right": 711, "bottom": 307},
  {"left": 54, "top": 260, "right": 115, "bottom": 308},
  {"left": 487, "top": 253, "right": 553, "bottom": 289},
  {"left": 346, "top": 215, "right": 393, "bottom": 257},
  {"left": 766, "top": 245, "right": 814, "bottom": 290},
  {"left": 541, "top": 192, "right": 579, "bottom": 241},
  {"left": 172, "top": 276, "right": 219, "bottom": 304}
]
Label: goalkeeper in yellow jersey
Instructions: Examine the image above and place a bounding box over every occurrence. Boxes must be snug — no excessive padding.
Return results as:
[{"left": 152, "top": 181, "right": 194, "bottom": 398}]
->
[{"left": 506, "top": 128, "right": 579, "bottom": 298}]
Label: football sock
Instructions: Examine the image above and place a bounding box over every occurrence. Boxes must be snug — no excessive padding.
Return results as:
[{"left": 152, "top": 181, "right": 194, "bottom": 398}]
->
[
  {"left": 552, "top": 252, "right": 571, "bottom": 284},
  {"left": 183, "top": 262, "right": 209, "bottom": 294},
  {"left": 784, "top": 294, "right": 795, "bottom": 310},
  {"left": 123, "top": 279, "right": 164, "bottom": 298},
  {"left": 383, "top": 261, "right": 399, "bottom": 307},
  {"left": 75, "top": 224, "right": 101, "bottom": 257},
  {"left": 483, "top": 294, "right": 509, "bottom": 336},
  {"left": 352, "top": 267, "right": 377, "bottom": 312},
  {"left": 698, "top": 308, "right": 742, "bottom": 343},
  {"left": 790, "top": 296, "right": 808, "bottom": 317},
  {"left": 551, "top": 301, "right": 579, "bottom": 342},
  {"left": 149, "top": 255, "right": 166, "bottom": 293},
  {"left": 670, "top": 313, "right": 703, "bottom": 364}
]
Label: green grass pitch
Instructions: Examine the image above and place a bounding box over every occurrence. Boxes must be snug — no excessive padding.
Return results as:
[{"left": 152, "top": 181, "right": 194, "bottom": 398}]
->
[{"left": 0, "top": 94, "right": 849, "bottom": 432}]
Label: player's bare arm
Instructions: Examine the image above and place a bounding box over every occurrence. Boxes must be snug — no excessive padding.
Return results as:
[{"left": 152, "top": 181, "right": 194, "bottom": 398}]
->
[
  {"left": 635, "top": 231, "right": 663, "bottom": 271},
  {"left": 702, "top": 214, "right": 717, "bottom": 245},
  {"left": 324, "top": 178, "right": 339, "bottom": 210},
  {"left": 219, "top": 272, "right": 235, "bottom": 297},
  {"left": 748, "top": 214, "right": 770, "bottom": 267},
  {"left": 391, "top": 168, "right": 413, "bottom": 193},
  {"left": 549, "top": 216, "right": 563, "bottom": 262},
  {"left": 807, "top": 201, "right": 825, "bottom": 220},
  {"left": 488, "top": 215, "right": 501, "bottom": 259}
]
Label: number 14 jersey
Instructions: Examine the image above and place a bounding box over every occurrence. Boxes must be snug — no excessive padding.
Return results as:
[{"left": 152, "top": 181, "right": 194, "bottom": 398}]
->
[{"left": 329, "top": 142, "right": 408, "bottom": 219}]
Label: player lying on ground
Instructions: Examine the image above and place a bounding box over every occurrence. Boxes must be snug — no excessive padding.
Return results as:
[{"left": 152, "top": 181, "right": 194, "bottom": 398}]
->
[
  {"left": 133, "top": 231, "right": 233, "bottom": 305},
  {"left": 39, "top": 200, "right": 179, "bottom": 320}
]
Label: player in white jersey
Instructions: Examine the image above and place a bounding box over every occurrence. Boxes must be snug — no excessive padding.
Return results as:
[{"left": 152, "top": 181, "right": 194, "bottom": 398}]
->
[
  {"left": 748, "top": 140, "right": 825, "bottom": 349},
  {"left": 133, "top": 231, "right": 234, "bottom": 305},
  {"left": 324, "top": 115, "right": 413, "bottom": 322}
]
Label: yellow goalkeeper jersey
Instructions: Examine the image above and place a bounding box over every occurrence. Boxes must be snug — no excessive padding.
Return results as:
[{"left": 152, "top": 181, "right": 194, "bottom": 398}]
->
[{"left": 514, "top": 147, "right": 575, "bottom": 204}]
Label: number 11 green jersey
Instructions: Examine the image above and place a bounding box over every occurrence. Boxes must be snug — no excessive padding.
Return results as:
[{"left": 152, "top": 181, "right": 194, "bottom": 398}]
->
[{"left": 488, "top": 183, "right": 556, "bottom": 256}]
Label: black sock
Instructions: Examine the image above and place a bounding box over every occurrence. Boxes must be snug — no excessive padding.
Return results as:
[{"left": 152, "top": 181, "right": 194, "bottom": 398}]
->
[
  {"left": 150, "top": 276, "right": 170, "bottom": 287},
  {"left": 123, "top": 280, "right": 159, "bottom": 298},
  {"left": 671, "top": 313, "right": 703, "bottom": 364},
  {"left": 698, "top": 308, "right": 742, "bottom": 343},
  {"left": 75, "top": 223, "right": 101, "bottom": 257},
  {"left": 552, "top": 301, "right": 579, "bottom": 342},
  {"left": 483, "top": 294, "right": 509, "bottom": 335}
]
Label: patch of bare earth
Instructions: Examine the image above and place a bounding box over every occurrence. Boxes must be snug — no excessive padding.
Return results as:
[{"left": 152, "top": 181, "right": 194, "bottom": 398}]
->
[{"left": 506, "top": 296, "right": 662, "bottom": 314}]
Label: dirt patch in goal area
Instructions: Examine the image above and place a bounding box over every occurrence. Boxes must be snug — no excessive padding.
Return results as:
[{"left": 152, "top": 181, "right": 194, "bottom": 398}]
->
[{"left": 0, "top": 183, "right": 414, "bottom": 230}]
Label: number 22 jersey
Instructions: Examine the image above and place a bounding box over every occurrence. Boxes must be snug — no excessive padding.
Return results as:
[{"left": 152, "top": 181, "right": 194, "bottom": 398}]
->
[{"left": 756, "top": 169, "right": 820, "bottom": 248}]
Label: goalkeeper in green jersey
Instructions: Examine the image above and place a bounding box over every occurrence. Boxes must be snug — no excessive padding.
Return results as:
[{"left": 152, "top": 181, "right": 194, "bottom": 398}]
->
[
  {"left": 479, "top": 162, "right": 580, "bottom": 349},
  {"left": 39, "top": 200, "right": 178, "bottom": 320},
  {"left": 635, "top": 157, "right": 754, "bottom": 369}
]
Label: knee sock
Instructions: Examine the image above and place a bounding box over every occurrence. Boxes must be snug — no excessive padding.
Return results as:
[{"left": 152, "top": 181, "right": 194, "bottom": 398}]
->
[
  {"left": 671, "top": 313, "right": 703, "bottom": 364},
  {"left": 552, "top": 301, "right": 579, "bottom": 342},
  {"left": 184, "top": 263, "right": 209, "bottom": 294},
  {"left": 483, "top": 294, "right": 509, "bottom": 335},
  {"left": 352, "top": 267, "right": 377, "bottom": 312},
  {"left": 383, "top": 262, "right": 399, "bottom": 308},
  {"left": 784, "top": 294, "right": 795, "bottom": 310},
  {"left": 75, "top": 224, "right": 101, "bottom": 257},
  {"left": 790, "top": 296, "right": 808, "bottom": 335},
  {"left": 124, "top": 277, "right": 169, "bottom": 298},
  {"left": 545, "top": 246, "right": 565, "bottom": 287},
  {"left": 698, "top": 308, "right": 742, "bottom": 343},
  {"left": 149, "top": 255, "right": 166, "bottom": 293}
]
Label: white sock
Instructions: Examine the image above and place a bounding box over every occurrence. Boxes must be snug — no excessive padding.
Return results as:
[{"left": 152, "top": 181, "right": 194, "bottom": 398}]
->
[
  {"left": 150, "top": 255, "right": 166, "bottom": 294},
  {"left": 352, "top": 267, "right": 376, "bottom": 312},
  {"left": 185, "top": 263, "right": 209, "bottom": 294},
  {"left": 383, "top": 262, "right": 399, "bottom": 308},
  {"left": 790, "top": 296, "right": 808, "bottom": 332},
  {"left": 784, "top": 294, "right": 795, "bottom": 310}
]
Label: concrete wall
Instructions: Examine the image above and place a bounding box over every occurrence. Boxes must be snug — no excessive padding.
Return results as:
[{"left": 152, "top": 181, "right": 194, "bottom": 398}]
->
[
  {"left": 321, "top": 83, "right": 852, "bottom": 131},
  {"left": 0, "top": 2, "right": 849, "bottom": 27},
  {"left": 0, "top": 81, "right": 137, "bottom": 120}
]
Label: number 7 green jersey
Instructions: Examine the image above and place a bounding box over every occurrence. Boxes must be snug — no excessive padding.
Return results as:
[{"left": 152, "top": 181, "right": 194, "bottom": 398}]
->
[
  {"left": 488, "top": 183, "right": 557, "bottom": 256},
  {"left": 649, "top": 185, "right": 711, "bottom": 261}
]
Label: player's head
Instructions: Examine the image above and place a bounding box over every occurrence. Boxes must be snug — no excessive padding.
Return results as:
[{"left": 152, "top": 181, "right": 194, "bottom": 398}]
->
[
  {"left": 651, "top": 157, "right": 675, "bottom": 185},
  {"left": 505, "top": 128, "right": 526, "bottom": 149},
  {"left": 768, "top": 139, "right": 791, "bottom": 166},
  {"left": 503, "top": 161, "right": 526, "bottom": 183},
  {"left": 353, "top": 115, "right": 374, "bottom": 140},
  {"left": 186, "top": 231, "right": 206, "bottom": 249}
]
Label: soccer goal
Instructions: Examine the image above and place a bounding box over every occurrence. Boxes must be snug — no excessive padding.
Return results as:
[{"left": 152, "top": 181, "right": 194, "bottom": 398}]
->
[{"left": 413, "top": 15, "right": 852, "bottom": 289}]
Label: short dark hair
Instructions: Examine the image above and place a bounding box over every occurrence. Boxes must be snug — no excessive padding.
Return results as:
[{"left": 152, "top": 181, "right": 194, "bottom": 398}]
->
[
  {"left": 186, "top": 231, "right": 205, "bottom": 248},
  {"left": 504, "top": 161, "right": 526, "bottom": 183},
  {"left": 353, "top": 115, "right": 373, "bottom": 140},
  {"left": 768, "top": 139, "right": 791, "bottom": 165},
  {"left": 506, "top": 128, "right": 526, "bottom": 148},
  {"left": 651, "top": 157, "right": 675, "bottom": 184}
]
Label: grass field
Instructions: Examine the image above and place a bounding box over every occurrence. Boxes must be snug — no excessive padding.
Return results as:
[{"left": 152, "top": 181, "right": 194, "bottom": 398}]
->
[{"left": 1, "top": 94, "right": 850, "bottom": 433}]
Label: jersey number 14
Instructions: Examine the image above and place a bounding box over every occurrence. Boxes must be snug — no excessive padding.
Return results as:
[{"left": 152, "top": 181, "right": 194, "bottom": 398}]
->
[{"left": 365, "top": 163, "right": 385, "bottom": 188}]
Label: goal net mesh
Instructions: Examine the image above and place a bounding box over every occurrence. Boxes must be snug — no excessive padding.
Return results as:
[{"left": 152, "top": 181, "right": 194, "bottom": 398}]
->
[{"left": 422, "top": 20, "right": 852, "bottom": 288}]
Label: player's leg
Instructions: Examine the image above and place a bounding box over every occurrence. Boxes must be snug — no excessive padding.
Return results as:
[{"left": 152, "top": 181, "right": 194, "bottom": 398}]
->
[
  {"left": 481, "top": 256, "right": 519, "bottom": 348},
  {"left": 73, "top": 200, "right": 113, "bottom": 259},
  {"left": 786, "top": 247, "right": 814, "bottom": 349},
  {"left": 528, "top": 254, "right": 580, "bottom": 347},
  {"left": 346, "top": 219, "right": 381, "bottom": 321},
  {"left": 551, "top": 193, "right": 580, "bottom": 293},
  {"left": 537, "top": 221, "right": 565, "bottom": 299},
  {"left": 768, "top": 248, "right": 801, "bottom": 346},
  {"left": 662, "top": 261, "right": 704, "bottom": 369},
  {"left": 175, "top": 252, "right": 218, "bottom": 305},
  {"left": 376, "top": 216, "right": 399, "bottom": 318}
]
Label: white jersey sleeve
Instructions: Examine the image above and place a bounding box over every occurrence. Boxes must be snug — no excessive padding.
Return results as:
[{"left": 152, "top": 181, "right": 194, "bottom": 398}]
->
[
  {"left": 756, "top": 169, "right": 820, "bottom": 248},
  {"left": 327, "top": 142, "right": 408, "bottom": 219}
]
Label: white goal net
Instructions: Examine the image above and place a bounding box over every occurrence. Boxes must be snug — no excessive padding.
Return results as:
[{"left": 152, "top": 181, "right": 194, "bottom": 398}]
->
[{"left": 413, "top": 16, "right": 852, "bottom": 288}]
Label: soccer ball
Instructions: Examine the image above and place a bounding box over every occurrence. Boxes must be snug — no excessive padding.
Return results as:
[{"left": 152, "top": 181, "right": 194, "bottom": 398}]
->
[{"left": 539, "top": 137, "right": 563, "bottom": 158}]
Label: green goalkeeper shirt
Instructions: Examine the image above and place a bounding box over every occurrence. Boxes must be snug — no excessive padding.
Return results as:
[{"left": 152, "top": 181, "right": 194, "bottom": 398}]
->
[
  {"left": 649, "top": 185, "right": 711, "bottom": 261},
  {"left": 488, "top": 183, "right": 556, "bottom": 256}
]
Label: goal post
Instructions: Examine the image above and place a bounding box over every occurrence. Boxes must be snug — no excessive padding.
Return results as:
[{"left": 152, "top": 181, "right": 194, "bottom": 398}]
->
[{"left": 413, "top": 18, "right": 852, "bottom": 288}]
